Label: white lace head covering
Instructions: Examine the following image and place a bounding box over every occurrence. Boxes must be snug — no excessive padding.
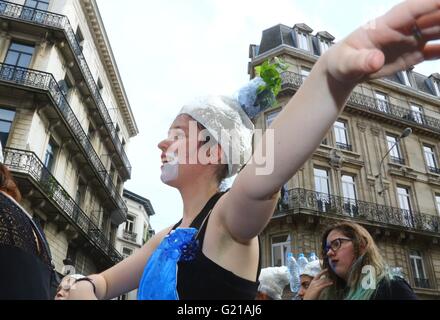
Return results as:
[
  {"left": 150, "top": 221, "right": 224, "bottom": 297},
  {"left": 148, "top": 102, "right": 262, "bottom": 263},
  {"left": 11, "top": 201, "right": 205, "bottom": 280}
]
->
[
  {"left": 300, "top": 260, "right": 322, "bottom": 278},
  {"left": 178, "top": 95, "right": 254, "bottom": 177}
]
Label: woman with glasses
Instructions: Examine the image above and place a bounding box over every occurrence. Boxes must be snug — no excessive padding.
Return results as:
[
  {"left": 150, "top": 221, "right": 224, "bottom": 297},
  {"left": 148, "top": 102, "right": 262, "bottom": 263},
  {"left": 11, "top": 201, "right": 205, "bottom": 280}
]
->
[{"left": 303, "top": 222, "right": 417, "bottom": 300}]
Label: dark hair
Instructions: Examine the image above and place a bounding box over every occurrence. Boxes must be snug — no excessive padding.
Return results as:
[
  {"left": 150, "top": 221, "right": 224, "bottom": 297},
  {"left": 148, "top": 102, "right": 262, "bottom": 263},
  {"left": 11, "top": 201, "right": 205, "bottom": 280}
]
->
[
  {"left": 196, "top": 122, "right": 229, "bottom": 185},
  {"left": 0, "top": 163, "right": 21, "bottom": 201}
]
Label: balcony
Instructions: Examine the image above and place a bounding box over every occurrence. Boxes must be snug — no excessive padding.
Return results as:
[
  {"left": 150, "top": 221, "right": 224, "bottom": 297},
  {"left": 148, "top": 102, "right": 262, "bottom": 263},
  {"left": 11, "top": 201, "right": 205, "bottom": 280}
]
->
[
  {"left": 122, "top": 230, "right": 137, "bottom": 243},
  {"left": 0, "top": 63, "right": 127, "bottom": 224},
  {"left": 390, "top": 156, "right": 406, "bottom": 165},
  {"left": 2, "top": 147, "right": 123, "bottom": 265},
  {"left": 428, "top": 166, "right": 440, "bottom": 175},
  {"left": 413, "top": 278, "right": 430, "bottom": 289},
  {"left": 336, "top": 142, "right": 353, "bottom": 152},
  {"left": 280, "top": 71, "right": 440, "bottom": 136},
  {"left": 275, "top": 188, "right": 440, "bottom": 235},
  {"left": 0, "top": 0, "right": 132, "bottom": 178}
]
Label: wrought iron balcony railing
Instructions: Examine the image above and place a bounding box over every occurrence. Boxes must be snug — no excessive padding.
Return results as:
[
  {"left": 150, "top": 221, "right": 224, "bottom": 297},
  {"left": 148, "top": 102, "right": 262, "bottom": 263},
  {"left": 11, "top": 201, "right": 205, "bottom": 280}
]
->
[
  {"left": 428, "top": 166, "right": 440, "bottom": 175},
  {"left": 0, "top": 63, "right": 127, "bottom": 218},
  {"left": 3, "top": 147, "right": 122, "bottom": 264},
  {"left": 336, "top": 142, "right": 353, "bottom": 152},
  {"left": 280, "top": 71, "right": 440, "bottom": 135},
  {"left": 0, "top": 0, "right": 132, "bottom": 177},
  {"left": 122, "top": 230, "right": 137, "bottom": 242},
  {"left": 277, "top": 188, "right": 440, "bottom": 234},
  {"left": 390, "top": 156, "right": 406, "bottom": 165},
  {"left": 414, "top": 278, "right": 430, "bottom": 289}
]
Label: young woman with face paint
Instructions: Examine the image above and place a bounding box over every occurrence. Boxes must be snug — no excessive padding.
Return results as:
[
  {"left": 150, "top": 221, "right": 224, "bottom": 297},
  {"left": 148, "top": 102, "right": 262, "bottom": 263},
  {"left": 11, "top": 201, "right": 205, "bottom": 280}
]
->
[{"left": 60, "top": 0, "right": 440, "bottom": 300}]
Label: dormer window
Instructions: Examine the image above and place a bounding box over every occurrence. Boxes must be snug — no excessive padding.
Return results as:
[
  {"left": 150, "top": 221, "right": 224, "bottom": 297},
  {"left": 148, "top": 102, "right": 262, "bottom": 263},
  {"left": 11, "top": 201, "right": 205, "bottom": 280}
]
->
[
  {"left": 433, "top": 80, "right": 440, "bottom": 96},
  {"left": 297, "top": 31, "right": 309, "bottom": 51},
  {"left": 316, "top": 31, "right": 335, "bottom": 55},
  {"left": 401, "top": 70, "right": 411, "bottom": 86},
  {"left": 319, "top": 39, "right": 330, "bottom": 53}
]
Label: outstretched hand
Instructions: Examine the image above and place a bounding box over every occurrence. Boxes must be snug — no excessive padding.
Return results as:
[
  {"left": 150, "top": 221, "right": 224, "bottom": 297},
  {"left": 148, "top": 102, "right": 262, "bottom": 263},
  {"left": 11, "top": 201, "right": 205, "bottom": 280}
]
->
[{"left": 326, "top": 0, "right": 440, "bottom": 84}]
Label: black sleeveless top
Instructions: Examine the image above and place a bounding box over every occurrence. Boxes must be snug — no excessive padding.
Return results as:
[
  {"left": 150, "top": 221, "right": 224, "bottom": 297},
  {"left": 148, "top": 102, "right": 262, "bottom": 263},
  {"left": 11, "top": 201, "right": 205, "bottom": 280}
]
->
[
  {"left": 0, "top": 192, "right": 52, "bottom": 300},
  {"left": 175, "top": 192, "right": 261, "bottom": 300}
]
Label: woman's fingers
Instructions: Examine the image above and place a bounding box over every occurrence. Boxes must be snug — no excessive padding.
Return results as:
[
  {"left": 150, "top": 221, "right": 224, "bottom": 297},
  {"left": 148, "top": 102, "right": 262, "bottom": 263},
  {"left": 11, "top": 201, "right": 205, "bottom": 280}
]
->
[
  {"left": 329, "top": 46, "right": 385, "bottom": 82},
  {"left": 386, "top": 0, "right": 440, "bottom": 31},
  {"left": 423, "top": 43, "right": 440, "bottom": 59},
  {"left": 314, "top": 269, "right": 329, "bottom": 280}
]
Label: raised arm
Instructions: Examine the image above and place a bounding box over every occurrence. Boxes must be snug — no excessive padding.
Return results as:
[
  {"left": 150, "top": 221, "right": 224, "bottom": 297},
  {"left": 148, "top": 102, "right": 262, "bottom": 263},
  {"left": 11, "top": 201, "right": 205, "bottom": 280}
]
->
[{"left": 220, "top": 0, "right": 440, "bottom": 242}]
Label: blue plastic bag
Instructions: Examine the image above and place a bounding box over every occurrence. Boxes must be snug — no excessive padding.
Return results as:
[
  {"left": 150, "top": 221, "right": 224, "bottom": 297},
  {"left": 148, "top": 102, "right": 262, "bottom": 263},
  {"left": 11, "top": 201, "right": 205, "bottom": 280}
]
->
[{"left": 137, "top": 228, "right": 198, "bottom": 300}]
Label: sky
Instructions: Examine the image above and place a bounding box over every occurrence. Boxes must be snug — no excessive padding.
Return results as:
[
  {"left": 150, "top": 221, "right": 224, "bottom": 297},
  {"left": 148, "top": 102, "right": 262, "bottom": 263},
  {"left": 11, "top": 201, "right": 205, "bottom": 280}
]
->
[{"left": 95, "top": 0, "right": 440, "bottom": 232}]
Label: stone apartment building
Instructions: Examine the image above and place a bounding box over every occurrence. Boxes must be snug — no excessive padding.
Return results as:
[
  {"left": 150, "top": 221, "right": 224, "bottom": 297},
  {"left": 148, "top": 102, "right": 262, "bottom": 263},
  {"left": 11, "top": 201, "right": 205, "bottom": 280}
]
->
[
  {"left": 250, "top": 23, "right": 440, "bottom": 299},
  {"left": 0, "top": 0, "right": 139, "bottom": 287}
]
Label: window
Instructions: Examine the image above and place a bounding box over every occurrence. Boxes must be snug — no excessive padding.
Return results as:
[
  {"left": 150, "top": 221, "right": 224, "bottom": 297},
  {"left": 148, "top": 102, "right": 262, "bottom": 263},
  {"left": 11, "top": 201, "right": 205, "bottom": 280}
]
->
[
  {"left": 314, "top": 167, "right": 331, "bottom": 212},
  {"left": 122, "top": 247, "right": 133, "bottom": 259},
  {"left": 76, "top": 26, "right": 85, "bottom": 52},
  {"left": 297, "top": 32, "right": 309, "bottom": 51},
  {"left": 97, "top": 78, "right": 104, "bottom": 93},
  {"left": 301, "top": 67, "right": 311, "bottom": 81},
  {"left": 334, "top": 120, "right": 352, "bottom": 151},
  {"left": 410, "top": 104, "right": 424, "bottom": 124},
  {"left": 271, "top": 234, "right": 291, "bottom": 267},
  {"left": 433, "top": 80, "right": 440, "bottom": 96},
  {"left": 4, "top": 42, "right": 35, "bottom": 68},
  {"left": 22, "top": 0, "right": 50, "bottom": 22},
  {"left": 266, "top": 110, "right": 280, "bottom": 128},
  {"left": 386, "top": 135, "right": 404, "bottom": 164},
  {"left": 314, "top": 168, "right": 330, "bottom": 195},
  {"left": 0, "top": 108, "right": 16, "bottom": 147},
  {"left": 24, "top": 0, "right": 49, "bottom": 10},
  {"left": 409, "top": 251, "right": 429, "bottom": 288},
  {"left": 436, "top": 195, "right": 440, "bottom": 215},
  {"left": 58, "top": 76, "right": 73, "bottom": 99},
  {"left": 87, "top": 125, "right": 96, "bottom": 141},
  {"left": 319, "top": 39, "right": 330, "bottom": 54},
  {"left": 125, "top": 215, "right": 135, "bottom": 233},
  {"left": 397, "top": 187, "right": 414, "bottom": 228},
  {"left": 110, "top": 165, "right": 116, "bottom": 183},
  {"left": 424, "top": 145, "right": 439, "bottom": 173},
  {"left": 44, "top": 138, "right": 57, "bottom": 172},
  {"left": 342, "top": 175, "right": 357, "bottom": 216},
  {"left": 65, "top": 245, "right": 78, "bottom": 268},
  {"left": 143, "top": 224, "right": 149, "bottom": 244},
  {"left": 401, "top": 71, "right": 411, "bottom": 86},
  {"left": 375, "top": 92, "right": 390, "bottom": 113}
]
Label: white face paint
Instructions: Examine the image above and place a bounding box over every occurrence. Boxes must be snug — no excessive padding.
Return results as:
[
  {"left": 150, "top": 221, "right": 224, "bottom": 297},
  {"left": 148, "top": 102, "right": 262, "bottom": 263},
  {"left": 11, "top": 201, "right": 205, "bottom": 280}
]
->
[{"left": 160, "top": 152, "right": 179, "bottom": 183}]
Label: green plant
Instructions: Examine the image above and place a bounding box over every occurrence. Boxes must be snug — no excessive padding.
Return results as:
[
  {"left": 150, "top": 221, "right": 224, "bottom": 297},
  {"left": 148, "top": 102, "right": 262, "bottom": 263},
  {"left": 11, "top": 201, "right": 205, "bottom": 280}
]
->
[{"left": 255, "top": 57, "right": 288, "bottom": 98}]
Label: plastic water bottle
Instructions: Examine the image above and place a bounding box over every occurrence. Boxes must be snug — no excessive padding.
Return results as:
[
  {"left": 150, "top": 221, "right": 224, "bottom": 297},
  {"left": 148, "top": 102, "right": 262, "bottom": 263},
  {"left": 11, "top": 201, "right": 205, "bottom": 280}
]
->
[
  {"left": 297, "top": 253, "right": 309, "bottom": 274},
  {"left": 308, "top": 252, "right": 318, "bottom": 262},
  {"left": 287, "top": 253, "right": 300, "bottom": 293}
]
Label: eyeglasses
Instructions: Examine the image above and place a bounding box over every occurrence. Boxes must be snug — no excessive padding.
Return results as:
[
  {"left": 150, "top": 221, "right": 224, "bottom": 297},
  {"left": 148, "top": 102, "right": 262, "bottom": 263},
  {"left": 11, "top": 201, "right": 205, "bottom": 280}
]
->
[{"left": 324, "top": 238, "right": 352, "bottom": 254}]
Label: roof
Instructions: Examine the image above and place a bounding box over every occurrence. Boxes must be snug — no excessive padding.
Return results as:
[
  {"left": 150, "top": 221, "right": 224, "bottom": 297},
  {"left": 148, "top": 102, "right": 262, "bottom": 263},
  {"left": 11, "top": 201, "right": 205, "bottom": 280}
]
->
[
  {"left": 255, "top": 23, "right": 440, "bottom": 97},
  {"left": 123, "top": 189, "right": 156, "bottom": 216}
]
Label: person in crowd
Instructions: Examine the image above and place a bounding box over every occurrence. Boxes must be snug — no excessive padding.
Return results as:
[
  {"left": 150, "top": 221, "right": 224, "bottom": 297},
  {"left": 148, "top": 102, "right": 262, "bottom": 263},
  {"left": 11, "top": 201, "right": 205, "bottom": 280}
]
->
[
  {"left": 297, "top": 260, "right": 322, "bottom": 300},
  {"left": 256, "top": 266, "right": 290, "bottom": 300},
  {"left": 303, "top": 222, "right": 417, "bottom": 300},
  {"left": 0, "top": 142, "right": 55, "bottom": 299}
]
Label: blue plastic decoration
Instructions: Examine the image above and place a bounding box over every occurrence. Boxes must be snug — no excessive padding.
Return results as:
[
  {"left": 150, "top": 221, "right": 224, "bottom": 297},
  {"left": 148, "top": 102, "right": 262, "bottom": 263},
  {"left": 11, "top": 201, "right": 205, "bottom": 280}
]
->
[{"left": 137, "top": 228, "right": 199, "bottom": 300}]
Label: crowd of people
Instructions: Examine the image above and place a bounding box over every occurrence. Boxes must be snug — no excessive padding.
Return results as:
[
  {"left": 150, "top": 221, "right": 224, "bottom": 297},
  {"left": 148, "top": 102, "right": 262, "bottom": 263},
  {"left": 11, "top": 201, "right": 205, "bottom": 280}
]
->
[{"left": 257, "top": 222, "right": 417, "bottom": 300}]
